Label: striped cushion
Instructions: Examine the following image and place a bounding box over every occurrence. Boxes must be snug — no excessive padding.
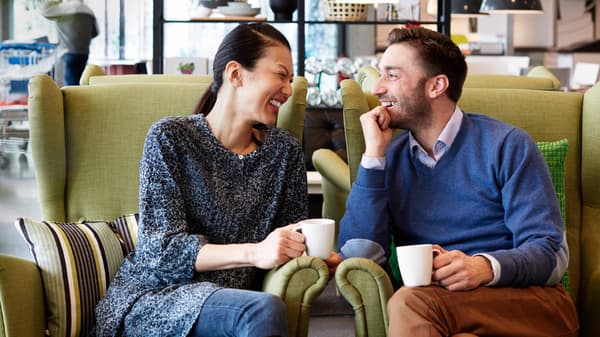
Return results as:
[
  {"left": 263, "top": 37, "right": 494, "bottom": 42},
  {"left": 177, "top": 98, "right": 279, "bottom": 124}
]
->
[
  {"left": 15, "top": 216, "right": 138, "bottom": 337},
  {"left": 109, "top": 213, "right": 139, "bottom": 256}
]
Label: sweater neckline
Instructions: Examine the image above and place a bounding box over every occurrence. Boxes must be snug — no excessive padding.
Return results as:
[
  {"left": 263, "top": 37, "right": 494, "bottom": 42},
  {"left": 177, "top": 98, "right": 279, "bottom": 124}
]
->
[{"left": 197, "top": 115, "right": 271, "bottom": 160}]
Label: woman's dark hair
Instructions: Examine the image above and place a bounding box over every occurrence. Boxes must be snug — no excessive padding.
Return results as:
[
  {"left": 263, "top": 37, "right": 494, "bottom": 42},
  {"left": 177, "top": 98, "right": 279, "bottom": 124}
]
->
[
  {"left": 387, "top": 27, "right": 467, "bottom": 102},
  {"left": 193, "top": 23, "right": 291, "bottom": 115}
]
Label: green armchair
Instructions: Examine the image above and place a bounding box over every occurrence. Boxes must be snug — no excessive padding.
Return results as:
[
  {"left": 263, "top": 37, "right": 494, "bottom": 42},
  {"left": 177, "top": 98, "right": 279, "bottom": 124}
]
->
[
  {"left": 328, "top": 78, "right": 600, "bottom": 336},
  {"left": 0, "top": 74, "right": 322, "bottom": 337}
]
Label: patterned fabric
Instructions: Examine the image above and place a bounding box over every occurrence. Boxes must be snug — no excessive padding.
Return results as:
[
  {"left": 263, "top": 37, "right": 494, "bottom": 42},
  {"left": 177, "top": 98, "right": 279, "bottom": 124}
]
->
[
  {"left": 94, "top": 114, "right": 308, "bottom": 337},
  {"left": 537, "top": 139, "right": 569, "bottom": 290},
  {"left": 109, "top": 213, "right": 139, "bottom": 256},
  {"left": 15, "top": 218, "right": 126, "bottom": 337}
]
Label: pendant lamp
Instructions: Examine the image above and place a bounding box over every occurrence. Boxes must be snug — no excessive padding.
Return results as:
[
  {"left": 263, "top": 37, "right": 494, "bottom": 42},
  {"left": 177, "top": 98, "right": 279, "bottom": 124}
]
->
[
  {"left": 452, "top": 0, "right": 489, "bottom": 15},
  {"left": 480, "top": 0, "right": 543, "bottom": 13}
]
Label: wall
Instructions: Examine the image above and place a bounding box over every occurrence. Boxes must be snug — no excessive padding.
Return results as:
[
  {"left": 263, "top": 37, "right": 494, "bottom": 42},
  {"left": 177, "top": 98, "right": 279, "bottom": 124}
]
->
[{"left": 1, "top": 0, "right": 10, "bottom": 40}]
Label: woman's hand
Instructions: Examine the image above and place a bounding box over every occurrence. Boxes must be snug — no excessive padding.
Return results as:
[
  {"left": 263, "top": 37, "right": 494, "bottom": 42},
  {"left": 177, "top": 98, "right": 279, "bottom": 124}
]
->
[{"left": 251, "top": 225, "right": 306, "bottom": 269}]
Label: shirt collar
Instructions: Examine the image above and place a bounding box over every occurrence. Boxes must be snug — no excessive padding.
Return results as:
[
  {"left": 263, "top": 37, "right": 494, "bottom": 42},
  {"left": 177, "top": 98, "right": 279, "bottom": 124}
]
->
[{"left": 409, "top": 105, "right": 463, "bottom": 154}]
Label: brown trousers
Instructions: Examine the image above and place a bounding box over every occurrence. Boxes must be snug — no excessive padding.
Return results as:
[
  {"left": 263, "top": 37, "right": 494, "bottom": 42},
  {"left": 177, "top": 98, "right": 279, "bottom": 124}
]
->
[{"left": 386, "top": 284, "right": 578, "bottom": 337}]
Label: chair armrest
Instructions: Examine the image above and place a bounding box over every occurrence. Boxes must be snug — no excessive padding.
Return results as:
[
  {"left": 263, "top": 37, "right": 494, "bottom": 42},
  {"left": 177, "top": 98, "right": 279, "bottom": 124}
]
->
[
  {"left": 262, "top": 256, "right": 329, "bottom": 337},
  {"left": 582, "top": 266, "right": 600, "bottom": 336},
  {"left": 335, "top": 257, "right": 394, "bottom": 337},
  {"left": 0, "top": 254, "right": 46, "bottom": 337},
  {"left": 312, "top": 149, "right": 350, "bottom": 194},
  {"left": 312, "top": 149, "right": 351, "bottom": 227}
]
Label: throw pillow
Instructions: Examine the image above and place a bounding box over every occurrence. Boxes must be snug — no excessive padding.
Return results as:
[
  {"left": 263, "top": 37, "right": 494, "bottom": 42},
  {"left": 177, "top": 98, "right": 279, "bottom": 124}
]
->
[
  {"left": 536, "top": 139, "right": 569, "bottom": 290},
  {"left": 389, "top": 139, "right": 569, "bottom": 289},
  {"left": 109, "top": 213, "right": 139, "bottom": 256},
  {"left": 15, "top": 218, "right": 126, "bottom": 337}
]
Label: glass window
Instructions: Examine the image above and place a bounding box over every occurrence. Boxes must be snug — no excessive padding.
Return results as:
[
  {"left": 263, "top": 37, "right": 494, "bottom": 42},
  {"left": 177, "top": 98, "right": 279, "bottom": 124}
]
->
[{"left": 11, "top": 0, "right": 153, "bottom": 62}]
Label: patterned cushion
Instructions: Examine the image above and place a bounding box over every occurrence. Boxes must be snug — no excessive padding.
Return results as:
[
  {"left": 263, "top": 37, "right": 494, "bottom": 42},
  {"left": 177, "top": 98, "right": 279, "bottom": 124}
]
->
[
  {"left": 537, "top": 139, "right": 569, "bottom": 290},
  {"left": 15, "top": 214, "right": 139, "bottom": 337},
  {"left": 389, "top": 139, "right": 569, "bottom": 289},
  {"left": 109, "top": 213, "right": 139, "bottom": 256}
]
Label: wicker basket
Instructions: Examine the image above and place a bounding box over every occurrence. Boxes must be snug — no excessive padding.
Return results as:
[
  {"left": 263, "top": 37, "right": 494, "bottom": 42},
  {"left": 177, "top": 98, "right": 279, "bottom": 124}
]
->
[{"left": 324, "top": 0, "right": 368, "bottom": 21}]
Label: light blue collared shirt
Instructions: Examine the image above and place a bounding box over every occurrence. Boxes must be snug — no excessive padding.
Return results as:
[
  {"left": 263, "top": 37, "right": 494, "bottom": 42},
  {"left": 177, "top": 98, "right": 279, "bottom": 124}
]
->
[
  {"left": 408, "top": 106, "right": 462, "bottom": 168},
  {"left": 361, "top": 106, "right": 463, "bottom": 169}
]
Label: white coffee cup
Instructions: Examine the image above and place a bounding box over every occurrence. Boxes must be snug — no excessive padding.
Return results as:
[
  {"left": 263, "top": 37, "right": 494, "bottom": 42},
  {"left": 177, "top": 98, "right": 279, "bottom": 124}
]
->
[
  {"left": 295, "top": 218, "right": 335, "bottom": 259},
  {"left": 396, "top": 243, "right": 441, "bottom": 287}
]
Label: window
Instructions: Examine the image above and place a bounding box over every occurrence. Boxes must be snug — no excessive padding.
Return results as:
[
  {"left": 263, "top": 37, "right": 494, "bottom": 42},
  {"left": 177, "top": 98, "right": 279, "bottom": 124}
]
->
[{"left": 10, "top": 0, "right": 153, "bottom": 62}]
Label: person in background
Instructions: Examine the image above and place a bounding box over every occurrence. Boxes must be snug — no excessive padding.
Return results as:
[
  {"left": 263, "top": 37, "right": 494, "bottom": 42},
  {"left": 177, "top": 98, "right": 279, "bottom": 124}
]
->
[
  {"left": 93, "top": 23, "right": 340, "bottom": 337},
  {"left": 338, "top": 26, "right": 578, "bottom": 336},
  {"left": 40, "top": 0, "right": 98, "bottom": 86}
]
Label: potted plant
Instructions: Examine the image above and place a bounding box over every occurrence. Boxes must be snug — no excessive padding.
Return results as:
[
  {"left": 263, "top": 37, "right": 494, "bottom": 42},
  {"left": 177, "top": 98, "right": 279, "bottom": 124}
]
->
[{"left": 177, "top": 62, "right": 195, "bottom": 74}]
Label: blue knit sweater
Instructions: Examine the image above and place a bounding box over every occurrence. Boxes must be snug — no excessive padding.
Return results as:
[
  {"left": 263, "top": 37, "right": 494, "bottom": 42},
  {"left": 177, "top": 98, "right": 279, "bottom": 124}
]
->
[{"left": 339, "top": 113, "right": 566, "bottom": 287}]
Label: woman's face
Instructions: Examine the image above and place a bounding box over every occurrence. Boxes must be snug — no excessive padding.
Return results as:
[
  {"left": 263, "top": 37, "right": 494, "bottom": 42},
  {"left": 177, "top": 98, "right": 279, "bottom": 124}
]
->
[{"left": 237, "top": 44, "right": 293, "bottom": 126}]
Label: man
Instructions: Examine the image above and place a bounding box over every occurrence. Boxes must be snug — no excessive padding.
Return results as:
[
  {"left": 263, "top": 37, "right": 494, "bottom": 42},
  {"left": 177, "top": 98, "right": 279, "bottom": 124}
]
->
[
  {"left": 41, "top": 0, "right": 98, "bottom": 86},
  {"left": 338, "top": 27, "right": 578, "bottom": 336}
]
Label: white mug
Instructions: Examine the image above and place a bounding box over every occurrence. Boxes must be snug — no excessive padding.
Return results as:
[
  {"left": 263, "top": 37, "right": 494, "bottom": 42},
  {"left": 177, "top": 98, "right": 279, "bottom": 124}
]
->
[
  {"left": 295, "top": 218, "right": 335, "bottom": 259},
  {"left": 396, "top": 243, "right": 441, "bottom": 287}
]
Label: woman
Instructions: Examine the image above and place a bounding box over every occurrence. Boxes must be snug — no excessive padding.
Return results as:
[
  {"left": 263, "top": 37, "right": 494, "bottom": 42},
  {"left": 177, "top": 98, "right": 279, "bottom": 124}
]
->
[{"left": 94, "top": 23, "right": 338, "bottom": 337}]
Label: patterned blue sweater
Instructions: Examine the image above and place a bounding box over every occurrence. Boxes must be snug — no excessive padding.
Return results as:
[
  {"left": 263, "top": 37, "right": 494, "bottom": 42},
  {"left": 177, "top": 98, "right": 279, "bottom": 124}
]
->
[
  {"left": 339, "top": 113, "right": 566, "bottom": 287},
  {"left": 94, "top": 115, "right": 308, "bottom": 337}
]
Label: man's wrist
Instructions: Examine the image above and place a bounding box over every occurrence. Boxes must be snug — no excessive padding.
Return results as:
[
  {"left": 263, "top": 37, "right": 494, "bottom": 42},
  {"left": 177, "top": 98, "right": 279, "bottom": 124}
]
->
[{"left": 475, "top": 253, "right": 501, "bottom": 286}]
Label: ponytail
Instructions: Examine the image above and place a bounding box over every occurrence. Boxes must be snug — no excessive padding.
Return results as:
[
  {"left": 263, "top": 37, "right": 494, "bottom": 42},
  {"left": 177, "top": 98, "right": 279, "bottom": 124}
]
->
[{"left": 193, "top": 82, "right": 219, "bottom": 116}]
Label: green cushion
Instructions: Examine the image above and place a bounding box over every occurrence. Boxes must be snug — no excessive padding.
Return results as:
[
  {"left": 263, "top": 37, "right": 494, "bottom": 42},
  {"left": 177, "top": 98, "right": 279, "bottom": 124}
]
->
[
  {"left": 15, "top": 214, "right": 138, "bottom": 337},
  {"left": 390, "top": 139, "right": 569, "bottom": 289},
  {"left": 537, "top": 139, "right": 569, "bottom": 290}
]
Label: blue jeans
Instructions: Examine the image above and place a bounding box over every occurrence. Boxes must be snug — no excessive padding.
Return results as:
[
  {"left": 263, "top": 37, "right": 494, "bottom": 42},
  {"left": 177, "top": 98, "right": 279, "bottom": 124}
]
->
[
  {"left": 188, "top": 288, "right": 289, "bottom": 337},
  {"left": 62, "top": 53, "right": 88, "bottom": 86}
]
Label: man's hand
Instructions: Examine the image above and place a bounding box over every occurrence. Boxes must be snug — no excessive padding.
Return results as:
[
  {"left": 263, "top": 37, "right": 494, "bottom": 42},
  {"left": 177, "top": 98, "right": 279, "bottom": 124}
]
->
[
  {"left": 359, "top": 106, "right": 393, "bottom": 158},
  {"left": 432, "top": 248, "right": 493, "bottom": 291},
  {"left": 323, "top": 252, "right": 342, "bottom": 277}
]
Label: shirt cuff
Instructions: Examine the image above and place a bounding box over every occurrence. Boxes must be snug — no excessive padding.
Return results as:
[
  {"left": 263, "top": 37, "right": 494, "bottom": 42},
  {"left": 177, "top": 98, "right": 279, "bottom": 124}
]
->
[
  {"left": 361, "top": 155, "right": 386, "bottom": 170},
  {"left": 475, "top": 253, "right": 501, "bottom": 286}
]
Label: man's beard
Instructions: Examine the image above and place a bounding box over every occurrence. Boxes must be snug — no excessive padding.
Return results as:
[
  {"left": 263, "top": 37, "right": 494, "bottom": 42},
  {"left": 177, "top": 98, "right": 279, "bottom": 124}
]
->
[{"left": 388, "top": 78, "right": 433, "bottom": 132}]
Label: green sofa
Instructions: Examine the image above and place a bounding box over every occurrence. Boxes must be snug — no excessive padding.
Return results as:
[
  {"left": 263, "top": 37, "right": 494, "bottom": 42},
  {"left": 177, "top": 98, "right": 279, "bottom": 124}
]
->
[
  {"left": 319, "top": 78, "right": 600, "bottom": 336},
  {"left": 0, "top": 74, "right": 324, "bottom": 337}
]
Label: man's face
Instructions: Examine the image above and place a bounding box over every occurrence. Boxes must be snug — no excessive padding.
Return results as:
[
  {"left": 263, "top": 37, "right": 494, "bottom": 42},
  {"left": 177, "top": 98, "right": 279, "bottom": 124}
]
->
[{"left": 373, "top": 43, "right": 433, "bottom": 131}]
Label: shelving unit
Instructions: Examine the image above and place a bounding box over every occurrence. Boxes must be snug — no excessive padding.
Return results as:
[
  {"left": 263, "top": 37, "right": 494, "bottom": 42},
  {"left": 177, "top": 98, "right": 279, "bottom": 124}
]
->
[{"left": 151, "top": 0, "right": 450, "bottom": 76}]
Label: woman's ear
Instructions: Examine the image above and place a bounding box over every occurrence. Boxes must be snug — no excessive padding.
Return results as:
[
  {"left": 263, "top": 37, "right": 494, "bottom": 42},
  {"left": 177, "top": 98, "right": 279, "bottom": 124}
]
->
[{"left": 224, "top": 60, "right": 243, "bottom": 88}]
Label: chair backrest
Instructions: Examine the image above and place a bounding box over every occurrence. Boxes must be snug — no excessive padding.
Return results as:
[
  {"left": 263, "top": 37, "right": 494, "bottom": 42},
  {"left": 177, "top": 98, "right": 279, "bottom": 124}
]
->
[
  {"left": 80, "top": 64, "right": 214, "bottom": 85},
  {"left": 28, "top": 74, "right": 307, "bottom": 222},
  {"left": 356, "top": 64, "right": 560, "bottom": 93},
  {"left": 79, "top": 64, "right": 307, "bottom": 143}
]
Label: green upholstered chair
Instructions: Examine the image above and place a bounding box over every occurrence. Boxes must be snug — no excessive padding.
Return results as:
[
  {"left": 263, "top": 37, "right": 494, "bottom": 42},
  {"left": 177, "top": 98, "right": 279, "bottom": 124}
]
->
[
  {"left": 0, "top": 74, "right": 320, "bottom": 337},
  {"left": 331, "top": 78, "right": 600, "bottom": 336}
]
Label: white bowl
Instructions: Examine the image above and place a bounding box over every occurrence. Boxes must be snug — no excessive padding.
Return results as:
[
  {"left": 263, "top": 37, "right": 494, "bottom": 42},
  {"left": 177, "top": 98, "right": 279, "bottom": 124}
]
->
[
  {"left": 217, "top": 6, "right": 260, "bottom": 16},
  {"left": 191, "top": 6, "right": 212, "bottom": 18},
  {"left": 227, "top": 1, "right": 250, "bottom": 7}
]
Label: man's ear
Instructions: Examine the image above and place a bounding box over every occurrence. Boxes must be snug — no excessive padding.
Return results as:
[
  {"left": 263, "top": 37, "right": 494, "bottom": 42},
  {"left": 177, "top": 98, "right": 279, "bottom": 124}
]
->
[
  {"left": 427, "top": 74, "right": 449, "bottom": 99},
  {"left": 224, "top": 60, "right": 243, "bottom": 87}
]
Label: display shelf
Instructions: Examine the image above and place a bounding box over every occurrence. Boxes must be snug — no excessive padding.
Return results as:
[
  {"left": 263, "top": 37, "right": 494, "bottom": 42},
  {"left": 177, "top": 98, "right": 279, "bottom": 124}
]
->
[{"left": 152, "top": 0, "right": 450, "bottom": 76}]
